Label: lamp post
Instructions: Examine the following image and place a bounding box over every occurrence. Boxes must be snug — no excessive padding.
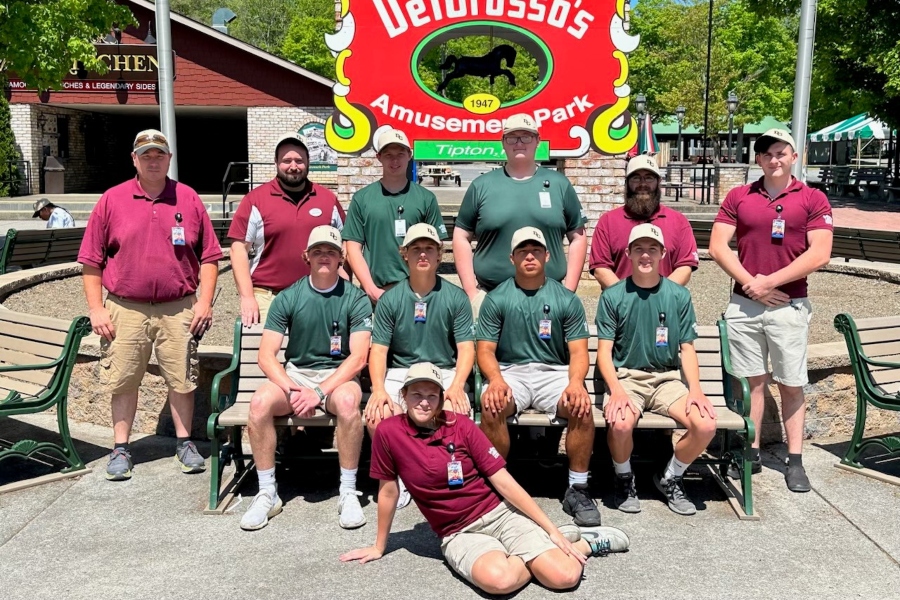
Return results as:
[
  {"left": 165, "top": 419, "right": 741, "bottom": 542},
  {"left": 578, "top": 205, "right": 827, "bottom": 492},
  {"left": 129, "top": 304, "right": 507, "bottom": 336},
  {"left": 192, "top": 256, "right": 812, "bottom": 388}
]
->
[
  {"left": 675, "top": 105, "right": 685, "bottom": 162},
  {"left": 726, "top": 91, "right": 738, "bottom": 163},
  {"left": 636, "top": 93, "right": 647, "bottom": 150}
]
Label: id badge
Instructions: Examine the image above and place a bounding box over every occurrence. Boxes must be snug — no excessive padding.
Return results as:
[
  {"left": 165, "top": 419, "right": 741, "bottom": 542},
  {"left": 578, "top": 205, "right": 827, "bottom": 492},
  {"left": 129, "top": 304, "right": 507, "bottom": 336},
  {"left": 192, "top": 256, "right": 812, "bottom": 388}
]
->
[
  {"left": 330, "top": 335, "right": 342, "bottom": 356},
  {"left": 414, "top": 301, "right": 427, "bottom": 323},
  {"left": 539, "top": 191, "right": 552, "bottom": 208},
  {"left": 771, "top": 219, "right": 785, "bottom": 239},
  {"left": 171, "top": 226, "right": 186, "bottom": 246},
  {"left": 539, "top": 319, "right": 552, "bottom": 340},
  {"left": 394, "top": 219, "right": 407, "bottom": 237},
  {"left": 447, "top": 461, "right": 464, "bottom": 486},
  {"left": 655, "top": 326, "right": 669, "bottom": 347}
]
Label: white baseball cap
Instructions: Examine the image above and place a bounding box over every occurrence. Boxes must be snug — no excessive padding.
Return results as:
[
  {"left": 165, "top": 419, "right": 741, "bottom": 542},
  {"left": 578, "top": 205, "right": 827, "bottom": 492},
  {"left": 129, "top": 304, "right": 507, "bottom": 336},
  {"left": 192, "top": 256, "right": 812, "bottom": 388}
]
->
[
  {"left": 627, "top": 223, "right": 665, "bottom": 247},
  {"left": 510, "top": 226, "right": 547, "bottom": 252},
  {"left": 402, "top": 223, "right": 442, "bottom": 247},
  {"left": 306, "top": 225, "right": 342, "bottom": 251},
  {"left": 625, "top": 155, "right": 661, "bottom": 178},
  {"left": 375, "top": 128, "right": 412, "bottom": 152},
  {"left": 402, "top": 362, "right": 445, "bottom": 390},
  {"left": 503, "top": 113, "right": 539, "bottom": 135}
]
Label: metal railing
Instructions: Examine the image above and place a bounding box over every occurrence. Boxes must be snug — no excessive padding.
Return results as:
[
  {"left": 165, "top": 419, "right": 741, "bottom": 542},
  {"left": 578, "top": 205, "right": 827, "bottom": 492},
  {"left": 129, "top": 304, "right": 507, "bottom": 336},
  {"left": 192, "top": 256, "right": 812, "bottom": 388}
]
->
[
  {"left": 0, "top": 160, "right": 31, "bottom": 196},
  {"left": 221, "top": 162, "right": 271, "bottom": 216}
]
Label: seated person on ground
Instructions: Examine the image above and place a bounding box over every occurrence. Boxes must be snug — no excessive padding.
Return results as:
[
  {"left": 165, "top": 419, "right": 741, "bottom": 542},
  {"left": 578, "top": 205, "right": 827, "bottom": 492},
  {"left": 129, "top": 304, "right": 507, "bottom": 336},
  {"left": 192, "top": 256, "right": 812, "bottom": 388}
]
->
[
  {"left": 366, "top": 223, "right": 476, "bottom": 509},
  {"left": 596, "top": 223, "right": 717, "bottom": 517},
  {"left": 476, "top": 227, "right": 601, "bottom": 528},
  {"left": 341, "top": 363, "right": 629, "bottom": 596},
  {"left": 239, "top": 226, "right": 373, "bottom": 531}
]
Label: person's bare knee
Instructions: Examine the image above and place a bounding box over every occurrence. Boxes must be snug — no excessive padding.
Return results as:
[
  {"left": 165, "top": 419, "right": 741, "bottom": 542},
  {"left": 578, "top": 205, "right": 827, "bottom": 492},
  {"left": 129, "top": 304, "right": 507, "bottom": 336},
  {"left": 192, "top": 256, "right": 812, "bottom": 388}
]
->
[
  {"left": 529, "top": 550, "right": 582, "bottom": 590},
  {"left": 331, "top": 389, "right": 362, "bottom": 423},
  {"left": 470, "top": 554, "right": 528, "bottom": 595}
]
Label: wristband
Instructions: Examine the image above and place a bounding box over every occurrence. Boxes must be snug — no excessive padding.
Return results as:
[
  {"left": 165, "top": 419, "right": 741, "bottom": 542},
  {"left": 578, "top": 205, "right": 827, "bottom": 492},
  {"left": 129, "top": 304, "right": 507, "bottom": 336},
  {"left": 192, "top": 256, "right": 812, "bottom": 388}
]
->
[{"left": 313, "top": 386, "right": 326, "bottom": 402}]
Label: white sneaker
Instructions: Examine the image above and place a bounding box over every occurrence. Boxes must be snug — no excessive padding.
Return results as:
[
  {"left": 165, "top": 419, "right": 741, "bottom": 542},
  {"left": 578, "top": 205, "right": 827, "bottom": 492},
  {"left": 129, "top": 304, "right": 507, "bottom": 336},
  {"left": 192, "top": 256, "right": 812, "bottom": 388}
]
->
[
  {"left": 396, "top": 478, "right": 412, "bottom": 509},
  {"left": 338, "top": 490, "right": 366, "bottom": 529},
  {"left": 240, "top": 489, "right": 282, "bottom": 531}
]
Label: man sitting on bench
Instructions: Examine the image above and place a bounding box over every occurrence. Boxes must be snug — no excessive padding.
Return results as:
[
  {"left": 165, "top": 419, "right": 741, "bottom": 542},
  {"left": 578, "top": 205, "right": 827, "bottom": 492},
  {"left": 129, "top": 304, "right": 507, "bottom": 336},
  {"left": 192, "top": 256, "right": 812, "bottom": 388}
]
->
[
  {"left": 366, "top": 222, "right": 476, "bottom": 509},
  {"left": 240, "top": 226, "right": 373, "bottom": 531},
  {"left": 477, "top": 227, "right": 600, "bottom": 527},
  {"left": 596, "top": 223, "right": 716, "bottom": 516}
]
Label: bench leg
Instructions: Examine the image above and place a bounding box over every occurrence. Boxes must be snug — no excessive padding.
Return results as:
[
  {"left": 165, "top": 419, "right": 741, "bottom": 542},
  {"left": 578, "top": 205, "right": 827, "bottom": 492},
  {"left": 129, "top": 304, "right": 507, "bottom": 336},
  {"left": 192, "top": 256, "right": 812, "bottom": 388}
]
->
[{"left": 56, "top": 394, "right": 86, "bottom": 472}]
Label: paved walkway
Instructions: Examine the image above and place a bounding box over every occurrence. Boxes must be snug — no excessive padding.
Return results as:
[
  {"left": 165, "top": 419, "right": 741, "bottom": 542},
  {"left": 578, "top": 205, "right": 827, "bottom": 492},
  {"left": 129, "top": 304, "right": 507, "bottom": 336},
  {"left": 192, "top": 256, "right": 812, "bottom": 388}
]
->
[{"left": 2, "top": 414, "right": 900, "bottom": 599}]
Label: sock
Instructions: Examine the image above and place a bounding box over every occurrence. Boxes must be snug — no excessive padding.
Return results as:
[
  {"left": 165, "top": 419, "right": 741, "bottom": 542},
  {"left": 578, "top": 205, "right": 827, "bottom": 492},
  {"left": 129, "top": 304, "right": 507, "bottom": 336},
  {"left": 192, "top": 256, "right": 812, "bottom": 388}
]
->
[
  {"left": 113, "top": 442, "right": 130, "bottom": 453},
  {"left": 257, "top": 467, "right": 277, "bottom": 497},
  {"left": 568, "top": 470, "right": 588, "bottom": 487},
  {"left": 664, "top": 455, "right": 690, "bottom": 480},
  {"left": 398, "top": 477, "right": 408, "bottom": 493},
  {"left": 751, "top": 448, "right": 761, "bottom": 462},
  {"left": 340, "top": 467, "right": 358, "bottom": 495},
  {"left": 176, "top": 437, "right": 190, "bottom": 448},
  {"left": 613, "top": 459, "right": 632, "bottom": 476},
  {"left": 788, "top": 453, "right": 803, "bottom": 468}
]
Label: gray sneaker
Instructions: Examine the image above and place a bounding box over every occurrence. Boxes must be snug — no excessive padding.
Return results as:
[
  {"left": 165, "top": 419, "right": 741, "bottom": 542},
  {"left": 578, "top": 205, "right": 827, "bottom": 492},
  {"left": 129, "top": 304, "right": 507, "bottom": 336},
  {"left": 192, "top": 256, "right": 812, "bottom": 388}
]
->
[
  {"left": 558, "top": 524, "right": 630, "bottom": 556},
  {"left": 240, "top": 489, "right": 283, "bottom": 531},
  {"left": 613, "top": 472, "right": 641, "bottom": 513},
  {"left": 175, "top": 441, "right": 206, "bottom": 474},
  {"left": 105, "top": 447, "right": 133, "bottom": 481},
  {"left": 654, "top": 473, "right": 697, "bottom": 516}
]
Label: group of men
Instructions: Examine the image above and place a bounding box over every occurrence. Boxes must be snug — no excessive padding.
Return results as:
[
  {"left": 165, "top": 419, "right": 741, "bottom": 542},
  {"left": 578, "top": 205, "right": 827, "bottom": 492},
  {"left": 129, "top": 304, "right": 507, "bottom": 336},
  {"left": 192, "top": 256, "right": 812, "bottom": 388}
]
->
[{"left": 77, "top": 114, "right": 832, "bottom": 532}]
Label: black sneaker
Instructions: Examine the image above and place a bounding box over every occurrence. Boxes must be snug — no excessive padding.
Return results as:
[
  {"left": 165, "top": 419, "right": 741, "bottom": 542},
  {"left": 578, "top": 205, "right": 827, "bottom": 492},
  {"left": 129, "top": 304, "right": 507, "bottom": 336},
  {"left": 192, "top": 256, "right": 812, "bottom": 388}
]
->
[
  {"left": 727, "top": 458, "right": 762, "bottom": 480},
  {"left": 613, "top": 473, "right": 641, "bottom": 513},
  {"left": 785, "top": 464, "right": 811, "bottom": 493},
  {"left": 562, "top": 483, "right": 602, "bottom": 527},
  {"left": 653, "top": 473, "right": 697, "bottom": 516}
]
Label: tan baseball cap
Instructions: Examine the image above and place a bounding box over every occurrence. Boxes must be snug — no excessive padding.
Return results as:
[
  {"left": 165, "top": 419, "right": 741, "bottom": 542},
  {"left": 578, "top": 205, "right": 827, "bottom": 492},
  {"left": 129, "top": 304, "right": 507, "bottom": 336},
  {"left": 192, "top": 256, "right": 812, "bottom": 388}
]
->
[
  {"left": 628, "top": 223, "right": 665, "bottom": 247},
  {"left": 510, "top": 226, "right": 547, "bottom": 252},
  {"left": 503, "top": 113, "right": 539, "bottom": 135},
  {"left": 625, "top": 155, "right": 661, "bottom": 178},
  {"left": 133, "top": 129, "right": 170, "bottom": 155},
  {"left": 275, "top": 132, "right": 310, "bottom": 157},
  {"left": 402, "top": 223, "right": 442, "bottom": 247},
  {"left": 306, "top": 225, "right": 342, "bottom": 251},
  {"left": 754, "top": 128, "right": 796, "bottom": 152},
  {"left": 375, "top": 128, "right": 412, "bottom": 152},
  {"left": 402, "top": 362, "right": 445, "bottom": 390}
]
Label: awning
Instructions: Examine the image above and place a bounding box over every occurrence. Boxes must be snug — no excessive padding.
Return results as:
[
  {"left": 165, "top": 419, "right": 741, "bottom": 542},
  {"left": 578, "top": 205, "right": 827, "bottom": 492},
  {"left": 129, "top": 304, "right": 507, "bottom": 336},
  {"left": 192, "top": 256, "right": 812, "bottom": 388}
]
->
[{"left": 808, "top": 114, "right": 890, "bottom": 142}]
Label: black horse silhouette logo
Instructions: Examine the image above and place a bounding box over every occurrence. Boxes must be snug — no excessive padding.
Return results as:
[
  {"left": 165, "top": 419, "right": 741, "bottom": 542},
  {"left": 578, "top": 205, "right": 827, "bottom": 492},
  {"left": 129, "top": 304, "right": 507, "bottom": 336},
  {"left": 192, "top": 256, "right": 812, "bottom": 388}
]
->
[{"left": 437, "top": 44, "right": 517, "bottom": 93}]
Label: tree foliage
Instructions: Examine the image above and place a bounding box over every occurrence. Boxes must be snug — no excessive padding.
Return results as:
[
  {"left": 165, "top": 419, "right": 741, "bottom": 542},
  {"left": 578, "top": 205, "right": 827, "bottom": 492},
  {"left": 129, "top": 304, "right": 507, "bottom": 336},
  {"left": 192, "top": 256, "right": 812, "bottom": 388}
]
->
[
  {"left": 281, "top": 16, "right": 335, "bottom": 77},
  {"left": 0, "top": 79, "right": 19, "bottom": 196},
  {"left": 629, "top": 0, "right": 797, "bottom": 136},
  {"left": 0, "top": 0, "right": 136, "bottom": 91}
]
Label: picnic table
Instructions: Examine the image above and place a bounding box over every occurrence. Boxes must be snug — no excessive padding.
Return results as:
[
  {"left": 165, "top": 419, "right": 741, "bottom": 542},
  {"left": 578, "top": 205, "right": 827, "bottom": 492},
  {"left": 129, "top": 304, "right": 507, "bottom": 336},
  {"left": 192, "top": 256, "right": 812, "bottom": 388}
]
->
[{"left": 418, "top": 165, "right": 461, "bottom": 187}]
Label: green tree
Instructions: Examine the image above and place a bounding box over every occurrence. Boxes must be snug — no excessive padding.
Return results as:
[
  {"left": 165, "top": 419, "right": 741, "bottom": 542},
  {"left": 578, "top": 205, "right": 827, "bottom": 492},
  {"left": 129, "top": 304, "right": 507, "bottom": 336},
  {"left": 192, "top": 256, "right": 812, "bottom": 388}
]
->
[
  {"left": 0, "top": 79, "right": 19, "bottom": 196},
  {"left": 629, "top": 0, "right": 797, "bottom": 136},
  {"left": 0, "top": 0, "right": 136, "bottom": 91},
  {"left": 281, "top": 15, "right": 335, "bottom": 77}
]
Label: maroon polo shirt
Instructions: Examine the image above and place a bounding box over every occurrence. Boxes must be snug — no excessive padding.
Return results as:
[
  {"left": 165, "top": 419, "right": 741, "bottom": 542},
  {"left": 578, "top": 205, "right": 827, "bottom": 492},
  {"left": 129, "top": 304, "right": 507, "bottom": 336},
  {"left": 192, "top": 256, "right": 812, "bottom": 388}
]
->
[
  {"left": 227, "top": 179, "right": 346, "bottom": 291},
  {"left": 78, "top": 177, "right": 224, "bottom": 303},
  {"left": 715, "top": 178, "right": 833, "bottom": 299},
  {"left": 590, "top": 204, "right": 699, "bottom": 278},
  {"left": 370, "top": 413, "right": 506, "bottom": 539}
]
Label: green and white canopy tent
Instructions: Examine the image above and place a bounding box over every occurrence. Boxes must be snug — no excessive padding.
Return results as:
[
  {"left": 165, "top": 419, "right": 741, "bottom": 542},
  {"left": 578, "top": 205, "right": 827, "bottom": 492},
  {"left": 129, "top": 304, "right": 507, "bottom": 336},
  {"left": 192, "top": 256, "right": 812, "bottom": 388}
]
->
[{"left": 808, "top": 114, "right": 895, "bottom": 167}]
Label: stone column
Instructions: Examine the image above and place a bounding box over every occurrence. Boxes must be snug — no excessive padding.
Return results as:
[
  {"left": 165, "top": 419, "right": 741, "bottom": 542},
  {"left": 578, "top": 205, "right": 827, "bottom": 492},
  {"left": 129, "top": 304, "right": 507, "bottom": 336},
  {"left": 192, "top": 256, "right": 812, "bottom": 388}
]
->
[
  {"left": 714, "top": 163, "right": 750, "bottom": 204},
  {"left": 336, "top": 150, "right": 378, "bottom": 207}
]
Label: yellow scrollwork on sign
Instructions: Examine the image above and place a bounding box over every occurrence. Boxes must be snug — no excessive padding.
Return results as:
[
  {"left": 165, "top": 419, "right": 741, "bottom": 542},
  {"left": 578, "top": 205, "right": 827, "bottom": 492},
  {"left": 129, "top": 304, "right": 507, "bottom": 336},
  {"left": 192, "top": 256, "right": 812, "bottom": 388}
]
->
[
  {"left": 324, "top": 3, "right": 373, "bottom": 153},
  {"left": 590, "top": 96, "right": 638, "bottom": 155}
]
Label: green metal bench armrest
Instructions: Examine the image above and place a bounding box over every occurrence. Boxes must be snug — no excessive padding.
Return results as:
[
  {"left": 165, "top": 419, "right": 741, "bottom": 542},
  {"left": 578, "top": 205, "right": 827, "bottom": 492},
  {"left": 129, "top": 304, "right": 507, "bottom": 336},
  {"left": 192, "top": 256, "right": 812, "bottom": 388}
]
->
[
  {"left": 856, "top": 355, "right": 900, "bottom": 370},
  {"left": 0, "top": 390, "right": 23, "bottom": 406},
  {"left": 210, "top": 318, "right": 243, "bottom": 412},
  {"left": 717, "top": 320, "right": 751, "bottom": 417},
  {"left": 0, "top": 355, "right": 64, "bottom": 373}
]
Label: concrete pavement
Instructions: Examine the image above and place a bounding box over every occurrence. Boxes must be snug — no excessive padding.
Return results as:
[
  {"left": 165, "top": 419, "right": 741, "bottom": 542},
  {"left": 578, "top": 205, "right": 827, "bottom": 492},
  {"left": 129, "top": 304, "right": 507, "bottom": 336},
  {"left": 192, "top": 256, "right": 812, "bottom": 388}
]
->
[{"left": 2, "top": 413, "right": 899, "bottom": 599}]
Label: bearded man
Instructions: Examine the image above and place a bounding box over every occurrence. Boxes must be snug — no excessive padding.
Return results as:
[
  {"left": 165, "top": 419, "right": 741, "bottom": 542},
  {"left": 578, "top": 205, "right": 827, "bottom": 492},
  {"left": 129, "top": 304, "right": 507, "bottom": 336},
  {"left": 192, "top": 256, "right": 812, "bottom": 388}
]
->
[{"left": 589, "top": 155, "right": 699, "bottom": 290}]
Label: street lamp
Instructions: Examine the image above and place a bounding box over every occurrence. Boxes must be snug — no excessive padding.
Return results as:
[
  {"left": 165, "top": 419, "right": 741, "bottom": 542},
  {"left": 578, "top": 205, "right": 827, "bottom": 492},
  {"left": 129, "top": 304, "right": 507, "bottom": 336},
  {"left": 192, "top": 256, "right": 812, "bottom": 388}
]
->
[
  {"left": 635, "top": 93, "right": 647, "bottom": 129},
  {"left": 675, "top": 105, "right": 685, "bottom": 162},
  {"left": 726, "top": 91, "right": 738, "bottom": 162}
]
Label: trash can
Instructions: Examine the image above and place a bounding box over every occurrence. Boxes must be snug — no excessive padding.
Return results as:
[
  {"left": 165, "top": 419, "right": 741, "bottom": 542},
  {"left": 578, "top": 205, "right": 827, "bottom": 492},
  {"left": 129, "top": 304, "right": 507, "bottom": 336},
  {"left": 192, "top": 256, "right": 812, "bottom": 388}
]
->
[{"left": 44, "top": 156, "right": 65, "bottom": 194}]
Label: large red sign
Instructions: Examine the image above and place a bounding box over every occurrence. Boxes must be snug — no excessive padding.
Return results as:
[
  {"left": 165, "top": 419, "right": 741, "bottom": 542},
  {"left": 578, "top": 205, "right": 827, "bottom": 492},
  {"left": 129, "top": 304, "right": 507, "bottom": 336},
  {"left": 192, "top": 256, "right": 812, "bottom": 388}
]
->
[{"left": 324, "top": 0, "right": 640, "bottom": 157}]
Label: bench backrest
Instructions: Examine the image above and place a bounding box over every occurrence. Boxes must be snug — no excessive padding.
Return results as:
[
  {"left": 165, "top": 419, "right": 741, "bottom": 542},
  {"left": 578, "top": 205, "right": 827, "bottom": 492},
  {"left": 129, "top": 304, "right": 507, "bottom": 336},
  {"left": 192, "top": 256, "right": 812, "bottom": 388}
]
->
[
  {"left": 831, "top": 227, "right": 900, "bottom": 264},
  {"left": 854, "top": 167, "right": 887, "bottom": 183},
  {"left": 0, "top": 228, "right": 86, "bottom": 275},
  {"left": 689, "top": 220, "right": 736, "bottom": 253},
  {"left": 835, "top": 314, "right": 900, "bottom": 397}
]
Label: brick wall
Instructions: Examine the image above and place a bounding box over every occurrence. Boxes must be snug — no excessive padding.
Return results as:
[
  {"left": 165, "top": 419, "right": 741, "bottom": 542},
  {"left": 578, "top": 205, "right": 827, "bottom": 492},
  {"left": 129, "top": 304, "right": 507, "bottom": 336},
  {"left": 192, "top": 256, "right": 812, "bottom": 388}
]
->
[
  {"left": 9, "top": 104, "right": 38, "bottom": 193},
  {"left": 715, "top": 163, "right": 750, "bottom": 204}
]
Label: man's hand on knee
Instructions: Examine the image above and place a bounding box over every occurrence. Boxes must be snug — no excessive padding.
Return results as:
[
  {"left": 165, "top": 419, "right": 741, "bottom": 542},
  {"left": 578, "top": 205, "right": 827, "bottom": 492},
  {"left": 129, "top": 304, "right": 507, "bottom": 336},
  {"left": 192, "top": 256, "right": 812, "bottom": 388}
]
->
[
  {"left": 604, "top": 387, "right": 638, "bottom": 423},
  {"left": 289, "top": 387, "right": 320, "bottom": 418},
  {"left": 365, "top": 389, "right": 393, "bottom": 424},
  {"left": 560, "top": 381, "right": 591, "bottom": 419},
  {"left": 483, "top": 378, "right": 512, "bottom": 416}
]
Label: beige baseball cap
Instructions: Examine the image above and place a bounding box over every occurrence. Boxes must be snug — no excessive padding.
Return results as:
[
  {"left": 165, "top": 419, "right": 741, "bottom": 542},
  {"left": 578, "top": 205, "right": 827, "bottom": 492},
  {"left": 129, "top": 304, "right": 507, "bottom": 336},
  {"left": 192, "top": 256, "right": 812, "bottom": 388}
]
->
[
  {"left": 510, "top": 226, "right": 547, "bottom": 252},
  {"left": 375, "top": 128, "right": 412, "bottom": 152},
  {"left": 754, "top": 128, "right": 796, "bottom": 152},
  {"left": 306, "top": 225, "right": 343, "bottom": 251},
  {"left": 628, "top": 223, "right": 665, "bottom": 247},
  {"left": 133, "top": 129, "right": 170, "bottom": 155},
  {"left": 625, "top": 155, "right": 661, "bottom": 178},
  {"left": 402, "top": 223, "right": 442, "bottom": 247},
  {"left": 402, "top": 362, "right": 445, "bottom": 390},
  {"left": 503, "top": 113, "right": 539, "bottom": 135},
  {"left": 275, "top": 132, "right": 310, "bottom": 157}
]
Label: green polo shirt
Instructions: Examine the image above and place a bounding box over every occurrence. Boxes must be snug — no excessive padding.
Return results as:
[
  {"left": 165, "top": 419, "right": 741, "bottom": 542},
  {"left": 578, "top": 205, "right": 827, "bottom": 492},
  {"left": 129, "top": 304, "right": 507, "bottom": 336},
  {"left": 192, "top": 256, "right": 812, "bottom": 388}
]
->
[
  {"left": 476, "top": 278, "right": 590, "bottom": 366},
  {"left": 455, "top": 166, "right": 586, "bottom": 291},
  {"left": 342, "top": 180, "right": 447, "bottom": 288},
  {"left": 595, "top": 277, "right": 698, "bottom": 371},
  {"left": 372, "top": 277, "right": 474, "bottom": 369},
  {"left": 265, "top": 277, "right": 373, "bottom": 370}
]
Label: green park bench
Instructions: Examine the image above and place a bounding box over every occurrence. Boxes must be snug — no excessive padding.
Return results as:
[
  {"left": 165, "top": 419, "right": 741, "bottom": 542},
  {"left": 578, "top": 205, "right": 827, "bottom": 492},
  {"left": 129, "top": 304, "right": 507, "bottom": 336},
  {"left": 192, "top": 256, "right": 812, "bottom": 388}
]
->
[
  {"left": 0, "top": 311, "right": 92, "bottom": 493},
  {"left": 833, "top": 314, "right": 900, "bottom": 486},
  {"left": 0, "top": 227, "right": 86, "bottom": 275}
]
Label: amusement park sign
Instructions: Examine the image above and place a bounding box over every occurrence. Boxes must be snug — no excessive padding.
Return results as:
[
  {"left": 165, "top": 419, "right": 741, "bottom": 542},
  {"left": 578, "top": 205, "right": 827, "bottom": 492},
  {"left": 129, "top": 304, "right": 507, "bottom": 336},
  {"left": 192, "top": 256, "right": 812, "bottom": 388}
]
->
[{"left": 324, "top": 0, "right": 640, "bottom": 158}]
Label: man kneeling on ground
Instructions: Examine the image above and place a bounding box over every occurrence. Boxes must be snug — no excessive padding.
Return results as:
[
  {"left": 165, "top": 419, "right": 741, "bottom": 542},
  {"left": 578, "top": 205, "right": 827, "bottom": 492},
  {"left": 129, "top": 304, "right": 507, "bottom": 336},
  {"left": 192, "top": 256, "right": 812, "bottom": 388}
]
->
[
  {"left": 596, "top": 223, "right": 717, "bottom": 516},
  {"left": 240, "top": 226, "right": 373, "bottom": 531}
]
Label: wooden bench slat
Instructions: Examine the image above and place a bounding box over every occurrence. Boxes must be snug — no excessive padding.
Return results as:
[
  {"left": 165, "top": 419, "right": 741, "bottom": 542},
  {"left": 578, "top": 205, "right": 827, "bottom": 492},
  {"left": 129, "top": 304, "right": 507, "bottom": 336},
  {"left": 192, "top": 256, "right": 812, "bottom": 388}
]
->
[
  {"left": 0, "top": 335, "right": 68, "bottom": 359},
  {"left": 0, "top": 374, "right": 47, "bottom": 396},
  {"left": 859, "top": 328, "right": 900, "bottom": 345},
  {"left": 852, "top": 316, "right": 900, "bottom": 331},
  {"left": 0, "top": 322, "right": 70, "bottom": 346},
  {"left": 512, "top": 405, "right": 744, "bottom": 429},
  {"left": 0, "top": 311, "right": 73, "bottom": 333},
  {"left": 859, "top": 341, "right": 900, "bottom": 358}
]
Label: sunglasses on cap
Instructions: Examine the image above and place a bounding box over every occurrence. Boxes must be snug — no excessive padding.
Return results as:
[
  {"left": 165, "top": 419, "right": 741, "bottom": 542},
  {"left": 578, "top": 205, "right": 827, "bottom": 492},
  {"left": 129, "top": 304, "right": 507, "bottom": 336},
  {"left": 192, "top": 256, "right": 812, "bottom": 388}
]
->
[{"left": 134, "top": 133, "right": 169, "bottom": 147}]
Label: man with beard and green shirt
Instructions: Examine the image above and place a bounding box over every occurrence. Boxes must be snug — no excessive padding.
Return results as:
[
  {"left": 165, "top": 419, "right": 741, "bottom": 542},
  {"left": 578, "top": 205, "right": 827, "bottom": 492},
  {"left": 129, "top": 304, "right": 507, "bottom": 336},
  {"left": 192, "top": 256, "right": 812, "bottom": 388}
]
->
[
  {"left": 344, "top": 128, "right": 448, "bottom": 304},
  {"left": 477, "top": 227, "right": 600, "bottom": 527},
  {"left": 453, "top": 114, "right": 587, "bottom": 316}
]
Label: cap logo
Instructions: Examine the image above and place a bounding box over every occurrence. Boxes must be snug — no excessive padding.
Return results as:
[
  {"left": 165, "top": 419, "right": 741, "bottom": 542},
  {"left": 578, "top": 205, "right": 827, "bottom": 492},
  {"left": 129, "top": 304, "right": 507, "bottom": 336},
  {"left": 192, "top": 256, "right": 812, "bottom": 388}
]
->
[{"left": 329, "top": 231, "right": 338, "bottom": 241}]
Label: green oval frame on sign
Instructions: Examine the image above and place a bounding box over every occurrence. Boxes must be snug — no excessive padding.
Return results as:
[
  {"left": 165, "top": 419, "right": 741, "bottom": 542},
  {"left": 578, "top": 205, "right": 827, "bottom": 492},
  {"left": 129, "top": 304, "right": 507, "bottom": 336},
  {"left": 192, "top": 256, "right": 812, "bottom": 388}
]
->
[{"left": 410, "top": 21, "right": 554, "bottom": 110}]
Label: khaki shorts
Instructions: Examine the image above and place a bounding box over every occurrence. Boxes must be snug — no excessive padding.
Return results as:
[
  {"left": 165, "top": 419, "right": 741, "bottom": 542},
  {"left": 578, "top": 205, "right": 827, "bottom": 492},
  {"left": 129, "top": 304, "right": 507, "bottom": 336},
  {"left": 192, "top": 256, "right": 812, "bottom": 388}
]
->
[
  {"left": 471, "top": 287, "right": 488, "bottom": 320},
  {"left": 441, "top": 501, "right": 557, "bottom": 585},
  {"left": 602, "top": 368, "right": 687, "bottom": 417},
  {"left": 253, "top": 287, "right": 279, "bottom": 325},
  {"left": 384, "top": 367, "right": 457, "bottom": 407},
  {"left": 723, "top": 293, "right": 812, "bottom": 387},
  {"left": 284, "top": 364, "right": 360, "bottom": 411},
  {"left": 490, "top": 363, "right": 569, "bottom": 420},
  {"left": 99, "top": 294, "right": 198, "bottom": 395}
]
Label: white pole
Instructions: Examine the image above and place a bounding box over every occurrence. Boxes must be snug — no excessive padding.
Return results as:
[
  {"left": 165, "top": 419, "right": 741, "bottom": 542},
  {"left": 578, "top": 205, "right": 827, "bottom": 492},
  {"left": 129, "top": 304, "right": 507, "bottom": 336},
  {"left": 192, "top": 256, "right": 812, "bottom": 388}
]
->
[
  {"left": 156, "top": 0, "right": 178, "bottom": 179},
  {"left": 791, "top": 0, "right": 817, "bottom": 181}
]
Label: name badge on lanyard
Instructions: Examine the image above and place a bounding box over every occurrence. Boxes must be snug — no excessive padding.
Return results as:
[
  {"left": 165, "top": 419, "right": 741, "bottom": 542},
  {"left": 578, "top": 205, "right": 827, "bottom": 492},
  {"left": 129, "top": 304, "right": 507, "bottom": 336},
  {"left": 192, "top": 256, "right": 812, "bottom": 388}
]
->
[
  {"left": 172, "top": 212, "right": 185, "bottom": 246},
  {"left": 539, "top": 191, "right": 552, "bottom": 208},
  {"left": 330, "top": 320, "right": 342, "bottom": 356},
  {"left": 772, "top": 204, "right": 785, "bottom": 239},
  {"left": 395, "top": 205, "right": 406, "bottom": 237},
  {"left": 414, "top": 301, "right": 427, "bottom": 323},
  {"left": 446, "top": 442, "right": 464, "bottom": 487},
  {"left": 539, "top": 304, "right": 552, "bottom": 340},
  {"left": 656, "top": 312, "right": 668, "bottom": 347}
]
